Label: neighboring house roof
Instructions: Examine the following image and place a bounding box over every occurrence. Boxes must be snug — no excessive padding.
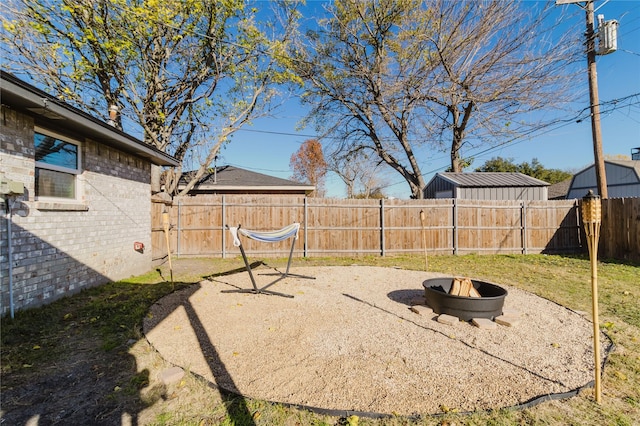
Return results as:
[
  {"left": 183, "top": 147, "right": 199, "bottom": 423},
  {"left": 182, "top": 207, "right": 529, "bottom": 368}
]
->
[
  {"left": 178, "top": 165, "right": 315, "bottom": 194},
  {"left": 435, "top": 172, "right": 549, "bottom": 187},
  {"left": 548, "top": 178, "right": 572, "bottom": 200},
  {"left": 0, "top": 70, "right": 178, "bottom": 167}
]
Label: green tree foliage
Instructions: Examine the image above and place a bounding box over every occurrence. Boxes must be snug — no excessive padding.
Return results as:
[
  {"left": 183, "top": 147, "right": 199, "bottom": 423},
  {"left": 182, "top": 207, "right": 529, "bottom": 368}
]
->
[
  {"left": 289, "top": 0, "right": 582, "bottom": 198},
  {"left": 1, "top": 0, "right": 302, "bottom": 195},
  {"left": 475, "top": 157, "right": 572, "bottom": 184}
]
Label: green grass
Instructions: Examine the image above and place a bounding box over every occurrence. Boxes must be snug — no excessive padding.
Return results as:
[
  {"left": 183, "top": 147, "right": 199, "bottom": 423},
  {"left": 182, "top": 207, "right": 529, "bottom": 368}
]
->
[{"left": 2, "top": 254, "right": 639, "bottom": 425}]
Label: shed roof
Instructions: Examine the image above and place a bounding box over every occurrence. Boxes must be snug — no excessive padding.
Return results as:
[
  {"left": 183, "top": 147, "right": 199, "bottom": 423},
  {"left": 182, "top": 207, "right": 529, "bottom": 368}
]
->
[
  {"left": 179, "top": 165, "right": 315, "bottom": 193},
  {"left": 436, "top": 172, "right": 549, "bottom": 187},
  {"left": 0, "top": 70, "right": 178, "bottom": 167}
]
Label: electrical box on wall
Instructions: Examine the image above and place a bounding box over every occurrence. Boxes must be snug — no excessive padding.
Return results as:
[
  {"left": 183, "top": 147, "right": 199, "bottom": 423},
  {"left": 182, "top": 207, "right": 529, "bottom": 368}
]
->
[{"left": 0, "top": 178, "right": 25, "bottom": 197}]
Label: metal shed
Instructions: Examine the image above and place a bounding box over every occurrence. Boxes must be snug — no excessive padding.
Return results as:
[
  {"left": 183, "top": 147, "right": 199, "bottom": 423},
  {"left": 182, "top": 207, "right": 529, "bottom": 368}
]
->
[
  {"left": 566, "top": 160, "right": 640, "bottom": 199},
  {"left": 423, "top": 172, "right": 549, "bottom": 200}
]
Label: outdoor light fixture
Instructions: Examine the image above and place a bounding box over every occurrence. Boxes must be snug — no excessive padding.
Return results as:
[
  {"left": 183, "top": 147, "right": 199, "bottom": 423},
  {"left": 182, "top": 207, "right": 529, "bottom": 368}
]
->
[{"left": 581, "top": 189, "right": 602, "bottom": 403}]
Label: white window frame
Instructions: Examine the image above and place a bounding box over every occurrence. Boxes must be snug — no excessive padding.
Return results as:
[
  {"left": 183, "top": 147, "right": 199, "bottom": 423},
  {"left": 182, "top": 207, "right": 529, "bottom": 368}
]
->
[{"left": 34, "top": 127, "right": 83, "bottom": 202}]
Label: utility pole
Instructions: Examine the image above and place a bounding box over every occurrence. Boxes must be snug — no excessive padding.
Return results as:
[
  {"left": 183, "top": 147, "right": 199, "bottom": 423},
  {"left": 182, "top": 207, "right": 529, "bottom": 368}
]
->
[
  {"left": 557, "top": 0, "right": 618, "bottom": 199},
  {"left": 585, "top": 1, "right": 608, "bottom": 199}
]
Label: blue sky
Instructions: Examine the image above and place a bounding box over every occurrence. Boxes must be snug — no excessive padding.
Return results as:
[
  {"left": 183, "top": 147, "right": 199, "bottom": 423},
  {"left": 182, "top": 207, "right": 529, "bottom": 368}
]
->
[{"left": 216, "top": 0, "right": 640, "bottom": 198}]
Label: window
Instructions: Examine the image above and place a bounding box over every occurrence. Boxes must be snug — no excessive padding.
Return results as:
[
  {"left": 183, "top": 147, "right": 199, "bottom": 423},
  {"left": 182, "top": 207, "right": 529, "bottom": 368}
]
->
[{"left": 35, "top": 130, "right": 81, "bottom": 199}]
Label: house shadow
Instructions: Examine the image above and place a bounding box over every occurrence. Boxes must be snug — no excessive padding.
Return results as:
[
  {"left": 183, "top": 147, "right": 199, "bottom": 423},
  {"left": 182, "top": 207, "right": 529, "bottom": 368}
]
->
[
  {"left": 0, "top": 225, "right": 152, "bottom": 425},
  {"left": 0, "top": 222, "right": 255, "bottom": 425}
]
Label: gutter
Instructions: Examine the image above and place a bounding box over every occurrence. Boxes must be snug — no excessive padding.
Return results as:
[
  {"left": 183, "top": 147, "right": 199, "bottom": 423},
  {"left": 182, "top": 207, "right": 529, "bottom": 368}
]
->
[{"left": 1, "top": 71, "right": 178, "bottom": 167}]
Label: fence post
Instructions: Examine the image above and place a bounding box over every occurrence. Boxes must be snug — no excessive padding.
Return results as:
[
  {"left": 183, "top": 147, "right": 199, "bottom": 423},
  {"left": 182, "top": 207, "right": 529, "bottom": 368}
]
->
[
  {"left": 521, "top": 201, "right": 528, "bottom": 255},
  {"left": 177, "top": 200, "right": 182, "bottom": 258},
  {"left": 304, "top": 197, "right": 308, "bottom": 258},
  {"left": 222, "top": 195, "right": 226, "bottom": 259},
  {"left": 452, "top": 199, "right": 458, "bottom": 255},
  {"left": 380, "top": 198, "right": 385, "bottom": 256}
]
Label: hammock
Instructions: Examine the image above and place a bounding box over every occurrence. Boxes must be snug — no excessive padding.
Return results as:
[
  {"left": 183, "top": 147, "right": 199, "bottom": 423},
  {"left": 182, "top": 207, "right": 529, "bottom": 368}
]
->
[
  {"left": 228, "top": 222, "right": 300, "bottom": 246},
  {"left": 223, "top": 223, "right": 314, "bottom": 298}
]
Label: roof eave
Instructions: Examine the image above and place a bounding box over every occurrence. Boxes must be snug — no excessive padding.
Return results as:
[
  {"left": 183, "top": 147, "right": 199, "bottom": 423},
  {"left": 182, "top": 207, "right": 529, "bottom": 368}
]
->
[{"left": 1, "top": 71, "right": 178, "bottom": 167}]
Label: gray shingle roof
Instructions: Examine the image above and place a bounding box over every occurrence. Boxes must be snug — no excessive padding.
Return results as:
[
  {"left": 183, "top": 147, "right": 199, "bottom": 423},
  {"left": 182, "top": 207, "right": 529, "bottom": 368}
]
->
[
  {"left": 547, "top": 178, "right": 572, "bottom": 200},
  {"left": 438, "top": 172, "right": 549, "bottom": 187},
  {"left": 179, "top": 165, "right": 315, "bottom": 191}
]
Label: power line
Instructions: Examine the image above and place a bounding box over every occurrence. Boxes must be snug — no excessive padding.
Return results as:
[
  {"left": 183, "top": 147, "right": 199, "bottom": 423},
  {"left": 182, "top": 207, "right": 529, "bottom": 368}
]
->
[
  {"left": 376, "top": 92, "right": 640, "bottom": 194},
  {"left": 236, "top": 128, "right": 318, "bottom": 140}
]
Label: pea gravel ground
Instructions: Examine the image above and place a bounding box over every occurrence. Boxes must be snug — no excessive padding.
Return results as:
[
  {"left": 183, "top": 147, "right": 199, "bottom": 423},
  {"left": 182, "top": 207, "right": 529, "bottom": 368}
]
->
[{"left": 144, "top": 265, "right": 605, "bottom": 416}]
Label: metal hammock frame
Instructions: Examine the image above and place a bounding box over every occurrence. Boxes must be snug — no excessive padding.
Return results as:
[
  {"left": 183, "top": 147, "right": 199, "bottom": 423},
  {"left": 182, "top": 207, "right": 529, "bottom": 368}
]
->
[{"left": 223, "top": 223, "right": 315, "bottom": 298}]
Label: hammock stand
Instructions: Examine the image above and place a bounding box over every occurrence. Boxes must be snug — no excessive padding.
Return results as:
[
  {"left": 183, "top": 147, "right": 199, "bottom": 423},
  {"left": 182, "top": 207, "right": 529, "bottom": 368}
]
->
[{"left": 223, "top": 223, "right": 314, "bottom": 298}]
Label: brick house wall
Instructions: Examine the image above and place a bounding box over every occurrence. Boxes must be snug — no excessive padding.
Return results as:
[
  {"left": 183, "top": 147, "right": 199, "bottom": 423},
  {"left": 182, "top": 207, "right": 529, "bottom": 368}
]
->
[{"left": 1, "top": 105, "right": 154, "bottom": 315}]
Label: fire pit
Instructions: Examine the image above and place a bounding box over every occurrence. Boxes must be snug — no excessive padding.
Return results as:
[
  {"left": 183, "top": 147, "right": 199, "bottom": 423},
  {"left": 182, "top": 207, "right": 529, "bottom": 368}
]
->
[{"left": 423, "top": 277, "right": 507, "bottom": 321}]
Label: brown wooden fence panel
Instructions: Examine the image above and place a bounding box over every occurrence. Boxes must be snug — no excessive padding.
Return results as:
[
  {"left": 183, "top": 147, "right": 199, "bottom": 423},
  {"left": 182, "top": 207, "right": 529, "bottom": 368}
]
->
[
  {"left": 600, "top": 197, "right": 640, "bottom": 262},
  {"left": 526, "top": 200, "right": 580, "bottom": 254},
  {"left": 147, "top": 196, "right": 640, "bottom": 261},
  {"left": 383, "top": 199, "right": 453, "bottom": 254},
  {"left": 306, "top": 198, "right": 381, "bottom": 255},
  {"left": 454, "top": 201, "right": 522, "bottom": 254}
]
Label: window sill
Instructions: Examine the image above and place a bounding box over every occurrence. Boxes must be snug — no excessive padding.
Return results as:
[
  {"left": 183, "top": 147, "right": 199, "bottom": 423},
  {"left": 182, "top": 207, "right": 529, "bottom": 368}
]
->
[{"left": 35, "top": 201, "right": 89, "bottom": 211}]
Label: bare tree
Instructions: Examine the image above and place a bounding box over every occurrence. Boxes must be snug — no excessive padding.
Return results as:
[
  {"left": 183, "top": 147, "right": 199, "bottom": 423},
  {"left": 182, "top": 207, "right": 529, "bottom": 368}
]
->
[
  {"left": 326, "top": 146, "right": 387, "bottom": 198},
  {"left": 1, "top": 0, "right": 302, "bottom": 195},
  {"left": 290, "top": 0, "right": 583, "bottom": 198}
]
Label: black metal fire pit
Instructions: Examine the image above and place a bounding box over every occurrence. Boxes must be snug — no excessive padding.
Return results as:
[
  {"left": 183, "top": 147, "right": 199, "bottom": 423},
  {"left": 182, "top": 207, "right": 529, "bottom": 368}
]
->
[{"left": 423, "top": 277, "right": 507, "bottom": 321}]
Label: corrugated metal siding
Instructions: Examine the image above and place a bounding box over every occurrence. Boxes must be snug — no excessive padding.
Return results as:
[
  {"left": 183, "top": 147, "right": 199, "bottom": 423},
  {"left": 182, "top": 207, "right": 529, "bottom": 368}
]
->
[
  {"left": 458, "top": 186, "right": 547, "bottom": 200},
  {"left": 423, "top": 175, "right": 455, "bottom": 198}
]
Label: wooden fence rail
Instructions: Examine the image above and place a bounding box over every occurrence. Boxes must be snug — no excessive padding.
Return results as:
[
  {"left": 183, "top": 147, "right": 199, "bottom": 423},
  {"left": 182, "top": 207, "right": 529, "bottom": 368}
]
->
[{"left": 150, "top": 195, "right": 617, "bottom": 261}]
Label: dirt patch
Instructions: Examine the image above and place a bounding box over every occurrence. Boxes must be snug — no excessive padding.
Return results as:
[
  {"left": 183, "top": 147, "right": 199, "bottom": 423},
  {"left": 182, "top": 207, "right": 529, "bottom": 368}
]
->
[{"left": 144, "top": 265, "right": 603, "bottom": 416}]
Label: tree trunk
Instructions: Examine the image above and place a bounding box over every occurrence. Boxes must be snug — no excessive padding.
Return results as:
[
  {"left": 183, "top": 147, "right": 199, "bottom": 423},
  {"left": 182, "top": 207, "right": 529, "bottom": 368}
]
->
[{"left": 450, "top": 135, "right": 463, "bottom": 173}]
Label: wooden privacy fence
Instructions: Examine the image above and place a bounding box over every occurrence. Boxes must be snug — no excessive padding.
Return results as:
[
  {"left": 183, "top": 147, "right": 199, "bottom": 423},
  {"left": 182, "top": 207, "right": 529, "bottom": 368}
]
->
[
  {"left": 600, "top": 197, "right": 640, "bottom": 261},
  {"left": 152, "top": 195, "right": 593, "bottom": 261}
]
